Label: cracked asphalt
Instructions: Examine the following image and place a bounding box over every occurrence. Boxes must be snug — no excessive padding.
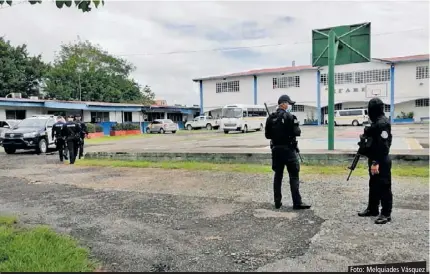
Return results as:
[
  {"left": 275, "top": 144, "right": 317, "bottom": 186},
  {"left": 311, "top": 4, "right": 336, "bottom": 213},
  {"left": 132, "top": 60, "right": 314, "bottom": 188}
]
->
[{"left": 0, "top": 151, "right": 428, "bottom": 272}]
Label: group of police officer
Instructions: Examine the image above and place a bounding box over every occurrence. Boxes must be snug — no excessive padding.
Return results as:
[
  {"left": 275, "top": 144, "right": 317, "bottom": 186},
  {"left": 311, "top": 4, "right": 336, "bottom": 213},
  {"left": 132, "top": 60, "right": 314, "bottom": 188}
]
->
[
  {"left": 265, "top": 94, "right": 393, "bottom": 225},
  {"left": 51, "top": 113, "right": 88, "bottom": 165}
]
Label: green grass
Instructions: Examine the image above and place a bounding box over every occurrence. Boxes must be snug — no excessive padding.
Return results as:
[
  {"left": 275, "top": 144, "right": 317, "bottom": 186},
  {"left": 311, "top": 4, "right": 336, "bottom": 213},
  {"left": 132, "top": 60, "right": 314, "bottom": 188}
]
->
[
  {"left": 0, "top": 216, "right": 96, "bottom": 272},
  {"left": 76, "top": 159, "right": 429, "bottom": 178}
]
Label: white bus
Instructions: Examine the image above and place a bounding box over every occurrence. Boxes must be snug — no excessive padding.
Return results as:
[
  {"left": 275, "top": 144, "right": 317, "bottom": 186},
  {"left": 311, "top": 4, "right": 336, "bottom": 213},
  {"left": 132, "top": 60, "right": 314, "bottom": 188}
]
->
[
  {"left": 220, "top": 104, "right": 268, "bottom": 134},
  {"left": 334, "top": 109, "right": 369, "bottom": 126}
]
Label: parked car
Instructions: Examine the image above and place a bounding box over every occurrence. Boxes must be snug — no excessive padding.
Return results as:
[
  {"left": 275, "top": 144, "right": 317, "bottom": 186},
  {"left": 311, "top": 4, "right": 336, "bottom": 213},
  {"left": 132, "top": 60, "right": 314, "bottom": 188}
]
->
[
  {"left": 145, "top": 119, "right": 178, "bottom": 134},
  {"left": 0, "top": 120, "right": 21, "bottom": 146},
  {"left": 185, "top": 116, "right": 220, "bottom": 130},
  {"left": 2, "top": 115, "right": 57, "bottom": 154}
]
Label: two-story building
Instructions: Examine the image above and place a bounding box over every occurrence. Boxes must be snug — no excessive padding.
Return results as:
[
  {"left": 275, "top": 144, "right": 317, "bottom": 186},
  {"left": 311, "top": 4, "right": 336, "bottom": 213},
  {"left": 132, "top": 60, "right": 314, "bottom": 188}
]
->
[{"left": 193, "top": 54, "right": 429, "bottom": 125}]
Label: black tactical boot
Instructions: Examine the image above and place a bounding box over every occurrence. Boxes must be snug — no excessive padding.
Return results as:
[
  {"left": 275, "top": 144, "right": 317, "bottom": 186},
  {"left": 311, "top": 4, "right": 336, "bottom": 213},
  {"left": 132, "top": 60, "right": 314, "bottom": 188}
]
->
[
  {"left": 375, "top": 215, "right": 391, "bottom": 224},
  {"left": 358, "top": 209, "right": 379, "bottom": 217},
  {"left": 293, "top": 203, "right": 311, "bottom": 210},
  {"left": 275, "top": 201, "right": 282, "bottom": 209}
]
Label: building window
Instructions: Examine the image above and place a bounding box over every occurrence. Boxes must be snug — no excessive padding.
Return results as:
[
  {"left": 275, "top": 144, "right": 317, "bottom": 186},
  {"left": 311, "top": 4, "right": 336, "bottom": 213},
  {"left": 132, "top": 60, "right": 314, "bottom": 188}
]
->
[
  {"left": 384, "top": 104, "right": 391, "bottom": 112},
  {"left": 416, "top": 66, "right": 429, "bottom": 79},
  {"left": 90, "top": 112, "right": 109, "bottom": 123},
  {"left": 123, "top": 112, "right": 132, "bottom": 122},
  {"left": 216, "top": 80, "right": 240, "bottom": 93},
  {"left": 354, "top": 69, "right": 391, "bottom": 84},
  {"left": 247, "top": 108, "right": 267, "bottom": 117},
  {"left": 292, "top": 105, "right": 304, "bottom": 112},
  {"left": 167, "top": 113, "right": 182, "bottom": 122},
  {"left": 5, "top": 110, "right": 26, "bottom": 120},
  {"left": 415, "top": 99, "right": 429, "bottom": 107},
  {"left": 146, "top": 112, "right": 163, "bottom": 121},
  {"left": 273, "top": 76, "right": 300, "bottom": 89},
  {"left": 320, "top": 69, "right": 391, "bottom": 86}
]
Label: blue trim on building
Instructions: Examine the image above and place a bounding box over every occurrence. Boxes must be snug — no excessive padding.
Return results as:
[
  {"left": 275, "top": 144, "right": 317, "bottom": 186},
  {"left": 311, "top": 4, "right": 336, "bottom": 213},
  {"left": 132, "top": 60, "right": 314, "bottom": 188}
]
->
[
  {"left": 316, "top": 69, "right": 321, "bottom": 126},
  {"left": 253, "top": 75, "right": 258, "bottom": 104},
  {"left": 390, "top": 64, "right": 395, "bottom": 124},
  {"left": 199, "top": 80, "right": 203, "bottom": 114},
  {"left": 44, "top": 101, "right": 87, "bottom": 110},
  {"left": 0, "top": 101, "right": 44, "bottom": 107}
]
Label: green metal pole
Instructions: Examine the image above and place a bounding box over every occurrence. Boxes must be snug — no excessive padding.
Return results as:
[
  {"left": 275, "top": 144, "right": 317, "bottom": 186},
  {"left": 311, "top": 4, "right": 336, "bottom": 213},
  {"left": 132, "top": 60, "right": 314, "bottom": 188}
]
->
[{"left": 327, "top": 30, "right": 336, "bottom": 150}]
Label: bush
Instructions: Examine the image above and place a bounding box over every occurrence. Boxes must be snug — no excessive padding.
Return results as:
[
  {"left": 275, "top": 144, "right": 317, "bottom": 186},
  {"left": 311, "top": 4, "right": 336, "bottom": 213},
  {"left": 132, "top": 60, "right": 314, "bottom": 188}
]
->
[
  {"left": 85, "top": 123, "right": 103, "bottom": 133},
  {"left": 396, "top": 111, "right": 414, "bottom": 119},
  {"left": 111, "top": 123, "right": 140, "bottom": 131}
]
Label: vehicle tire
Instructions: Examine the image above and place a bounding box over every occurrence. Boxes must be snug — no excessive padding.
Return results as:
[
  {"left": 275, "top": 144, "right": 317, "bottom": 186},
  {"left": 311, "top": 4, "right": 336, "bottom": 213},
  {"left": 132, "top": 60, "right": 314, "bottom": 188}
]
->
[
  {"left": 206, "top": 123, "right": 212, "bottom": 130},
  {"left": 172, "top": 131, "right": 176, "bottom": 134},
  {"left": 4, "top": 147, "right": 16, "bottom": 154},
  {"left": 145, "top": 128, "right": 151, "bottom": 133},
  {"left": 256, "top": 123, "right": 264, "bottom": 131},
  {"left": 224, "top": 130, "right": 229, "bottom": 134},
  {"left": 352, "top": 120, "right": 359, "bottom": 126},
  {"left": 187, "top": 125, "right": 193, "bottom": 130},
  {"left": 242, "top": 125, "right": 248, "bottom": 133},
  {"left": 334, "top": 121, "right": 337, "bottom": 126},
  {"left": 36, "top": 138, "right": 48, "bottom": 154},
  {"left": 160, "top": 128, "right": 165, "bottom": 134}
]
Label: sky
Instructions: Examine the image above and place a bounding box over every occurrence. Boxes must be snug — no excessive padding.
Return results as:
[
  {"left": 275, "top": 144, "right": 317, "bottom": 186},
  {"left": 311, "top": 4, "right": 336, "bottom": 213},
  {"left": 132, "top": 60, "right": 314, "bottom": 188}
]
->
[{"left": 0, "top": 0, "right": 429, "bottom": 106}]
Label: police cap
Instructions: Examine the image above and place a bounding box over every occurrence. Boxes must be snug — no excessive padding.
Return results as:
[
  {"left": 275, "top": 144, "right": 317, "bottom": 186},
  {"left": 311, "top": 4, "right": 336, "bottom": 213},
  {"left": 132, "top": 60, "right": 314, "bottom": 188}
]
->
[{"left": 278, "top": 94, "right": 295, "bottom": 105}]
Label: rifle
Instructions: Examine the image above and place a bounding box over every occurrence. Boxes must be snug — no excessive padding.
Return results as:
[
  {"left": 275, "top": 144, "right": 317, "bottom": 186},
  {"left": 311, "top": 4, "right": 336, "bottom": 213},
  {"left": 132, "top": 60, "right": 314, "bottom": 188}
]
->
[{"left": 346, "top": 134, "right": 367, "bottom": 181}]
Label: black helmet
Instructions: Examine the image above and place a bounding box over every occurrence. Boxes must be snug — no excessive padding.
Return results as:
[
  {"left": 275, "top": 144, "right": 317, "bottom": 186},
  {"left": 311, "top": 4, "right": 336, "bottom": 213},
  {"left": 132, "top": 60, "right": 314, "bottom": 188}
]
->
[
  {"left": 368, "top": 97, "right": 384, "bottom": 122},
  {"left": 278, "top": 94, "right": 295, "bottom": 105}
]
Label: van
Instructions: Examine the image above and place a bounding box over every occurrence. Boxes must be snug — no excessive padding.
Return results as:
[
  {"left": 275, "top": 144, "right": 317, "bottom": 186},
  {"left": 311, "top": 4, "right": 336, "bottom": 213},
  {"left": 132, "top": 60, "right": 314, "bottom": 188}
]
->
[{"left": 334, "top": 109, "right": 368, "bottom": 126}]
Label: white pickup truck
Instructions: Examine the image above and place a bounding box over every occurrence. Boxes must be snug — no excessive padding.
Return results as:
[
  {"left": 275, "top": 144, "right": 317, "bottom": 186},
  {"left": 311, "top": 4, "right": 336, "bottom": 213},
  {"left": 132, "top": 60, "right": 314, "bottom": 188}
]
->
[{"left": 185, "top": 116, "right": 220, "bottom": 130}]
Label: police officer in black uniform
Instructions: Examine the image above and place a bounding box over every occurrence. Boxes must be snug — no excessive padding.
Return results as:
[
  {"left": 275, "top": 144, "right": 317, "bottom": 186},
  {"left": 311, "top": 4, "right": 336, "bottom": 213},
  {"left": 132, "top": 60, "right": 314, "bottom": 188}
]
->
[
  {"left": 357, "top": 97, "right": 393, "bottom": 224},
  {"left": 265, "top": 95, "right": 311, "bottom": 210},
  {"left": 51, "top": 116, "right": 68, "bottom": 162},
  {"left": 74, "top": 113, "right": 88, "bottom": 159},
  {"left": 62, "top": 115, "right": 81, "bottom": 164}
]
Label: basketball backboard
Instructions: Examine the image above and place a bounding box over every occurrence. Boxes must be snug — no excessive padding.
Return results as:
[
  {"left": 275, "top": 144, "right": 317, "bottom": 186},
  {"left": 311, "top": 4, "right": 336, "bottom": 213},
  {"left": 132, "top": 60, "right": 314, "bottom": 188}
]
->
[{"left": 312, "top": 22, "right": 371, "bottom": 67}]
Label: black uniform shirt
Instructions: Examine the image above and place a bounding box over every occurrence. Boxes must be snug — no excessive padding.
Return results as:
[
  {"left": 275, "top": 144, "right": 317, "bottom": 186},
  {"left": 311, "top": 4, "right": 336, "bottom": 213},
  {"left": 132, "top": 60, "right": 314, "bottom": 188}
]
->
[
  {"left": 52, "top": 121, "right": 65, "bottom": 139},
  {"left": 62, "top": 121, "right": 81, "bottom": 140}
]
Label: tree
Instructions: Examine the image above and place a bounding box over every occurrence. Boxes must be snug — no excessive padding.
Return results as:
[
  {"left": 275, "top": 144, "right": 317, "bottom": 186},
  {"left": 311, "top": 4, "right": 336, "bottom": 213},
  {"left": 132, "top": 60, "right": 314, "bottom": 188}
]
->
[
  {"left": 0, "top": 0, "right": 104, "bottom": 12},
  {"left": 0, "top": 37, "right": 48, "bottom": 98},
  {"left": 45, "top": 40, "right": 155, "bottom": 104}
]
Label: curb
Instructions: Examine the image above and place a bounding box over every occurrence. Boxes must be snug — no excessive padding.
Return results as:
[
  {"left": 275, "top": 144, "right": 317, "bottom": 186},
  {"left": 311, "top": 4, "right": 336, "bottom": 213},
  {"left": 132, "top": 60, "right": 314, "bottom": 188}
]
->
[{"left": 84, "top": 151, "right": 429, "bottom": 166}]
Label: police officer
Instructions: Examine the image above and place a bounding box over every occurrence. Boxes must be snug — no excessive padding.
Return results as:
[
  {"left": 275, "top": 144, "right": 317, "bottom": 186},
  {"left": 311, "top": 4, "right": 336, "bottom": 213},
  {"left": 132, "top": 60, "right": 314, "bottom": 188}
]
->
[
  {"left": 74, "top": 113, "right": 88, "bottom": 159},
  {"left": 62, "top": 115, "right": 81, "bottom": 165},
  {"left": 357, "top": 97, "right": 393, "bottom": 224},
  {"left": 265, "top": 95, "right": 311, "bottom": 210},
  {"left": 52, "top": 116, "right": 68, "bottom": 162}
]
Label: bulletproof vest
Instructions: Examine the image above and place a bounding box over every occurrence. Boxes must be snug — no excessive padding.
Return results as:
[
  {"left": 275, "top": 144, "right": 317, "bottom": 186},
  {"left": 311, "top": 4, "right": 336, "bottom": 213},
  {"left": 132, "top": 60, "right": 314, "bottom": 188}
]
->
[
  {"left": 266, "top": 111, "right": 295, "bottom": 145},
  {"left": 53, "top": 123, "right": 64, "bottom": 137},
  {"left": 65, "top": 122, "right": 80, "bottom": 139}
]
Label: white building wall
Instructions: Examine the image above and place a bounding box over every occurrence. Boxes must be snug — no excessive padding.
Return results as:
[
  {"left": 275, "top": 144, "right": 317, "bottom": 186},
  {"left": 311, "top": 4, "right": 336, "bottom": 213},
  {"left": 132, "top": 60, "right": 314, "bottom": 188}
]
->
[
  {"left": 394, "top": 61, "right": 429, "bottom": 104},
  {"left": 257, "top": 70, "right": 317, "bottom": 107},
  {"left": 0, "top": 106, "right": 44, "bottom": 120},
  {"left": 132, "top": 111, "right": 141, "bottom": 122},
  {"left": 395, "top": 101, "right": 429, "bottom": 122},
  {"left": 202, "top": 76, "right": 254, "bottom": 113},
  {"left": 83, "top": 110, "right": 91, "bottom": 122}
]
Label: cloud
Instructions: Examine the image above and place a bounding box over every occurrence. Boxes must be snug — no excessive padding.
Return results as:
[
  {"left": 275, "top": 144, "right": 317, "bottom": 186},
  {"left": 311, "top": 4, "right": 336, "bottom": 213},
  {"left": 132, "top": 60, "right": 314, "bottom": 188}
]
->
[{"left": 0, "top": 0, "right": 428, "bottom": 106}]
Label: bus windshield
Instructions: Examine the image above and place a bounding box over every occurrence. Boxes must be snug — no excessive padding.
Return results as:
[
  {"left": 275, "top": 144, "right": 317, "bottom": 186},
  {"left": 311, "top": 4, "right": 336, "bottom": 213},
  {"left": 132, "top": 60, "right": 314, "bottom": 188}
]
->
[{"left": 222, "top": 108, "right": 243, "bottom": 118}]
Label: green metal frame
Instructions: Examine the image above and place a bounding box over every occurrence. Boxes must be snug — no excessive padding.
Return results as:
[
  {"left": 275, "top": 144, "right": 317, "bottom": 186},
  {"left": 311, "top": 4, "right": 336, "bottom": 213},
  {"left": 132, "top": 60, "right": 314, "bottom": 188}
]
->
[{"left": 312, "top": 22, "right": 371, "bottom": 150}]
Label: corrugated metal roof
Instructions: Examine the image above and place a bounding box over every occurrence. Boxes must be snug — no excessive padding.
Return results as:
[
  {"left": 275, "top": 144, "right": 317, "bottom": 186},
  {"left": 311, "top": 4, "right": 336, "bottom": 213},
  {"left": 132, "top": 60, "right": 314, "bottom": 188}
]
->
[
  {"left": 374, "top": 54, "right": 429, "bottom": 63},
  {"left": 193, "top": 54, "right": 429, "bottom": 81},
  {"left": 192, "top": 65, "right": 316, "bottom": 81}
]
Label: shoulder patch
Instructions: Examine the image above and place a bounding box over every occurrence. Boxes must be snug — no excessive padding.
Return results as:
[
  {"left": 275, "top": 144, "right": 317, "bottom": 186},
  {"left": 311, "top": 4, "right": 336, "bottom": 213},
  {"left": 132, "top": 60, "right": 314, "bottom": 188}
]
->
[{"left": 381, "top": 130, "right": 388, "bottom": 139}]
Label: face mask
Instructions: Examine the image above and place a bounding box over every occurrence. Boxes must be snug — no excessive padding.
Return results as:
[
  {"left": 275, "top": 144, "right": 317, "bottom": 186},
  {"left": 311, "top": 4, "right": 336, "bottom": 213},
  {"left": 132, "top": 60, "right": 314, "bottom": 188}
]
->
[{"left": 286, "top": 105, "right": 293, "bottom": 112}]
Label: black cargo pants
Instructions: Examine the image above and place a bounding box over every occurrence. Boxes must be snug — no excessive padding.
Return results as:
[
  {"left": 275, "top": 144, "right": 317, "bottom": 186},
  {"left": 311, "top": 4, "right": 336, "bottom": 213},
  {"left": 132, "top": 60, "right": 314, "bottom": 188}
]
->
[
  {"left": 366, "top": 156, "right": 393, "bottom": 216},
  {"left": 55, "top": 137, "right": 66, "bottom": 161},
  {"left": 67, "top": 138, "right": 79, "bottom": 164},
  {"left": 271, "top": 146, "right": 302, "bottom": 206}
]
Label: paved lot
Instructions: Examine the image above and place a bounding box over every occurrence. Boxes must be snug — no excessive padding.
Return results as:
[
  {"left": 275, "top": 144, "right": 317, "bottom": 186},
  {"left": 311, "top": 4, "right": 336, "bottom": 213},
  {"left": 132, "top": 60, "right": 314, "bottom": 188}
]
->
[
  {"left": 83, "top": 123, "right": 429, "bottom": 154},
  {"left": 0, "top": 153, "right": 428, "bottom": 271}
]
